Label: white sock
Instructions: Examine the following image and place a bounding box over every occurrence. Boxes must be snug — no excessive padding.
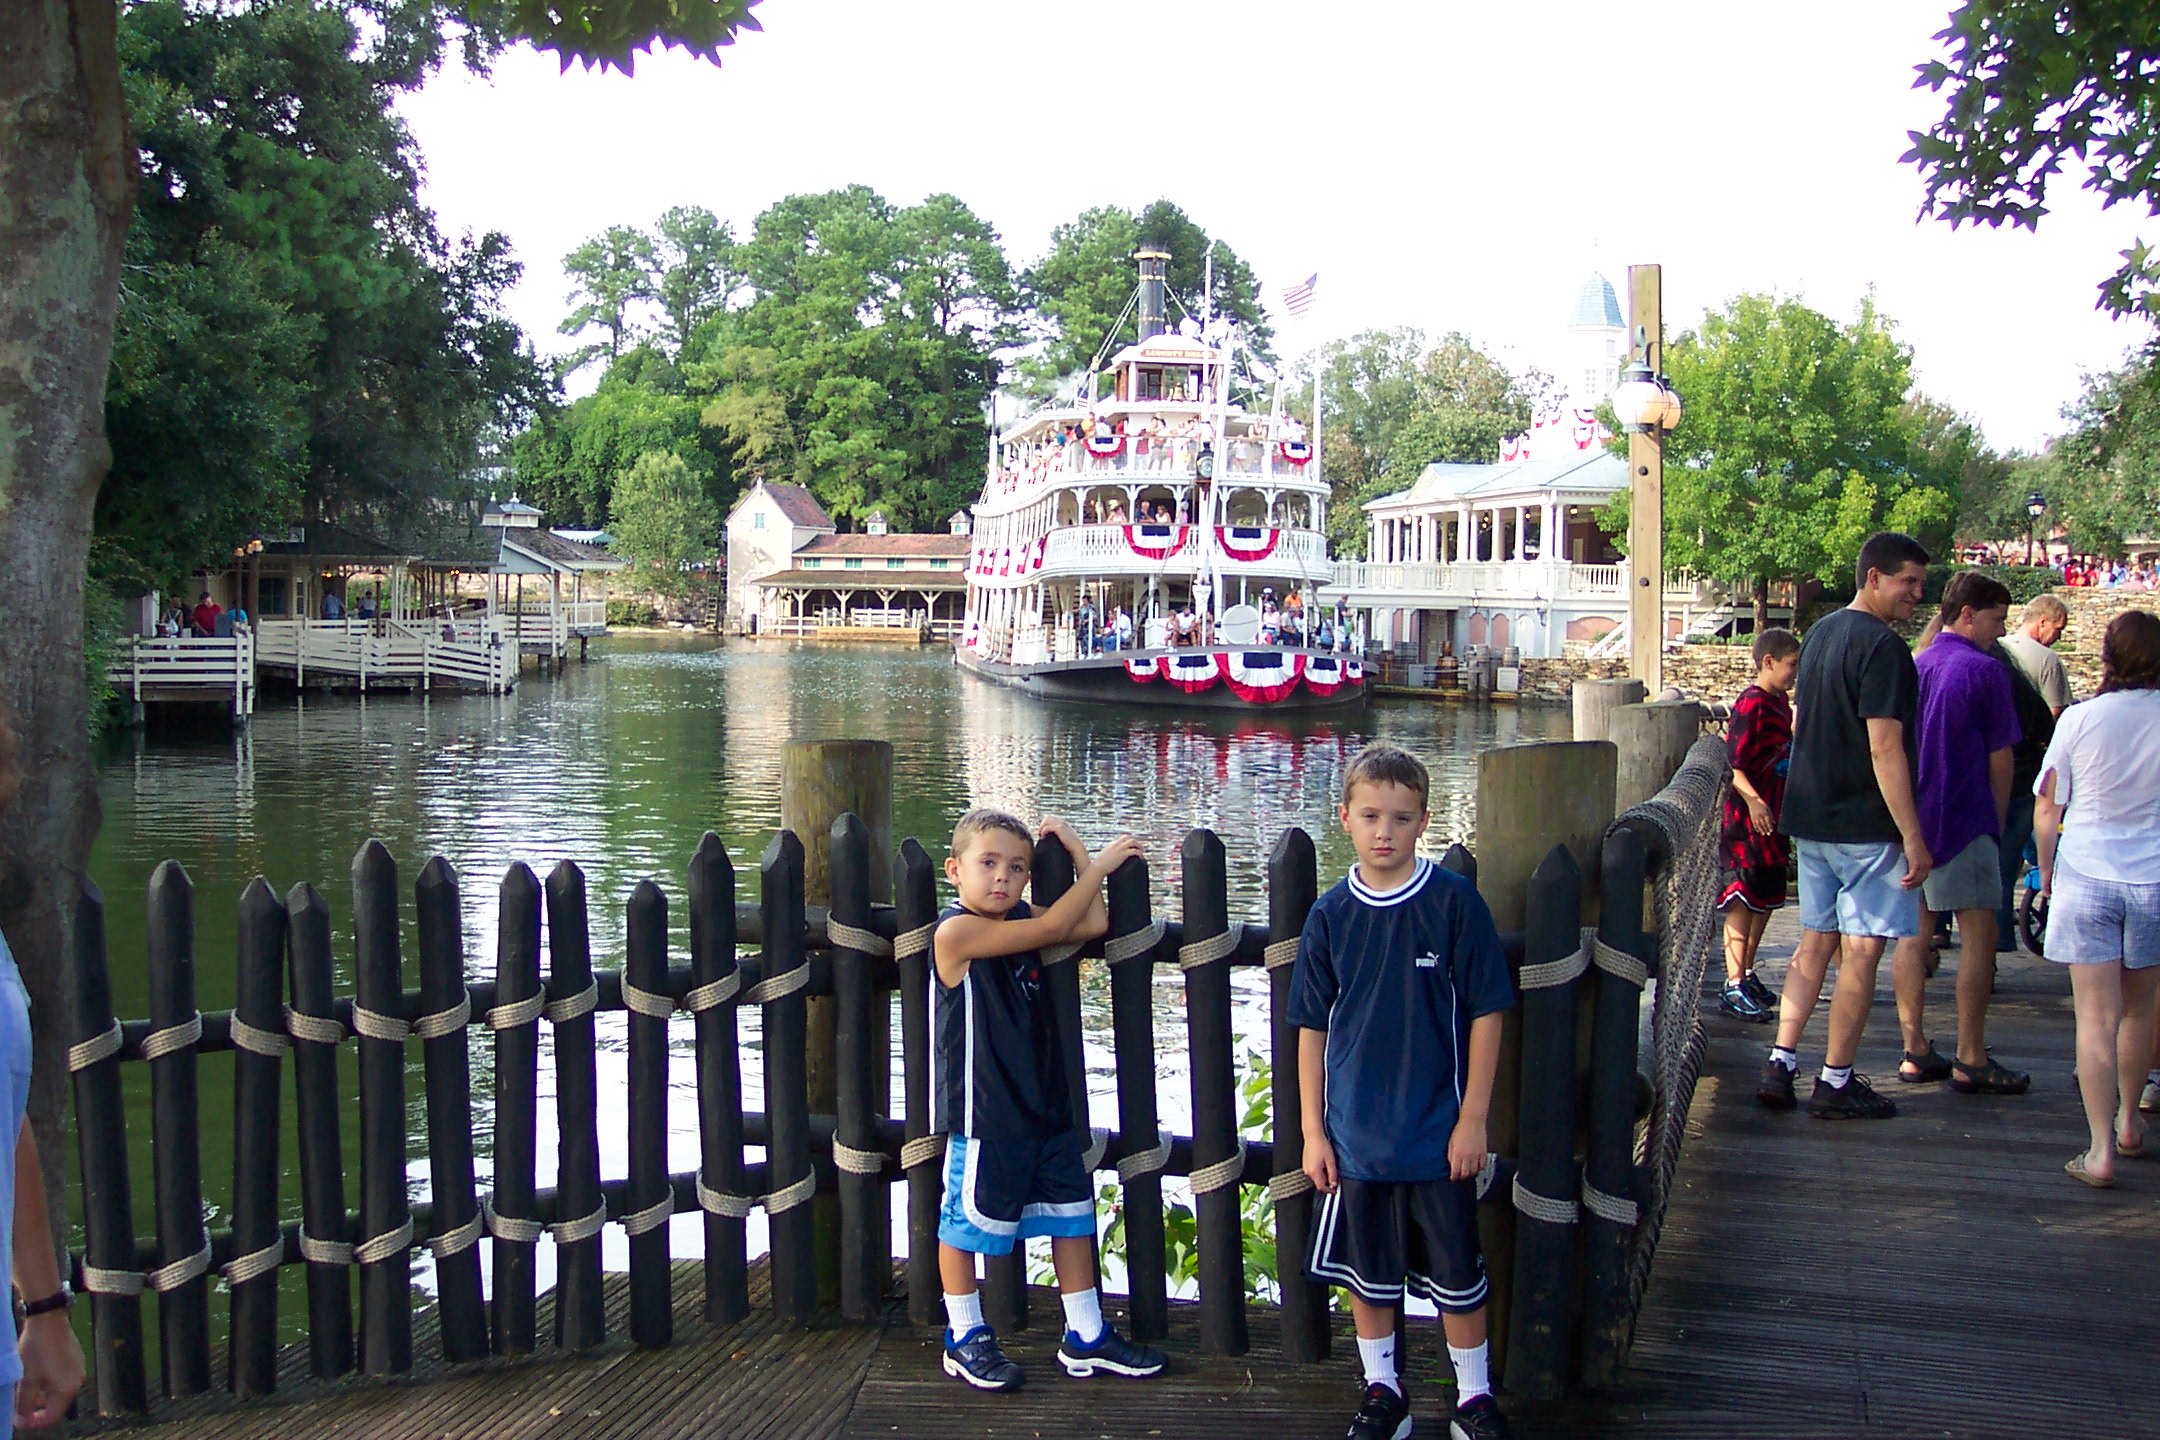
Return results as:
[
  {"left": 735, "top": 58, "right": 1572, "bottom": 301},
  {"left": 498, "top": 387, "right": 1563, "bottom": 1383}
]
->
[
  {"left": 1821, "top": 1063, "right": 1853, "bottom": 1088},
  {"left": 1357, "top": 1333, "right": 1400, "bottom": 1395},
  {"left": 1770, "top": 1046, "right": 1798, "bottom": 1071},
  {"left": 1061, "top": 1286, "right": 1105, "bottom": 1344},
  {"left": 1448, "top": 1341, "right": 1490, "bottom": 1403},
  {"left": 945, "top": 1290, "right": 984, "bottom": 1338},
  {"left": 2149, "top": 1068, "right": 2160, "bottom": 1085}
]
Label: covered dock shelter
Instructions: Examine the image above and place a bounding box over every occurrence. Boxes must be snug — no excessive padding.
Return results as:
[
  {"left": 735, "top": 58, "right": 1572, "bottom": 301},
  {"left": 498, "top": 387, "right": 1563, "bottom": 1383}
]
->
[{"left": 484, "top": 500, "right": 626, "bottom": 665}]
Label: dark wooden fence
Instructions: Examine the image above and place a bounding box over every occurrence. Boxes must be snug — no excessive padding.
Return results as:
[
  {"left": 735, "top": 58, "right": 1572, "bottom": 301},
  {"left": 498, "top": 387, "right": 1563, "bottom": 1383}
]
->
[{"left": 67, "top": 798, "right": 1711, "bottom": 1416}]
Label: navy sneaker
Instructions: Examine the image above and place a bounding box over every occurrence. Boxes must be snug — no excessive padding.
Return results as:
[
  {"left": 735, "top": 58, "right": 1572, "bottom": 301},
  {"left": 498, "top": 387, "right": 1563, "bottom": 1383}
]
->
[
  {"left": 1809, "top": 1072, "right": 1897, "bottom": 1120},
  {"left": 1718, "top": 983, "right": 1770, "bottom": 1022},
  {"left": 1740, "top": 971, "right": 1779, "bottom": 1012},
  {"left": 943, "top": 1325, "right": 1024, "bottom": 1390},
  {"left": 1451, "top": 1392, "right": 1515, "bottom": 1440},
  {"left": 1757, "top": 1057, "right": 1798, "bottom": 1110},
  {"left": 1344, "top": 1381, "right": 1411, "bottom": 1440},
  {"left": 1056, "top": 1322, "right": 1165, "bottom": 1378}
]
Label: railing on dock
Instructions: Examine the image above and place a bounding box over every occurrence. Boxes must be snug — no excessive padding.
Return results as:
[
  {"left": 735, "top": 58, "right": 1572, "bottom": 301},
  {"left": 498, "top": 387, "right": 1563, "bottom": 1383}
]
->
[
  {"left": 109, "top": 634, "right": 256, "bottom": 719},
  {"left": 66, "top": 739, "right": 1728, "bottom": 1417},
  {"left": 254, "top": 618, "right": 515, "bottom": 694}
]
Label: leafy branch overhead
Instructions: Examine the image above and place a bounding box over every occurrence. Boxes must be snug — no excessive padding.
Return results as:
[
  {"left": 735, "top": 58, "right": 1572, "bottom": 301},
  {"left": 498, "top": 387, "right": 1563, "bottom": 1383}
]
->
[
  {"left": 492, "top": 0, "right": 765, "bottom": 71},
  {"left": 1904, "top": 1, "right": 2160, "bottom": 316}
]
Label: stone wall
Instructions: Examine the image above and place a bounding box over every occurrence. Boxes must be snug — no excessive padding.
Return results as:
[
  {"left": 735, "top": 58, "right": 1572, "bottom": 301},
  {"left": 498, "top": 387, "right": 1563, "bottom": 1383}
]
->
[
  {"left": 1515, "top": 646, "right": 1759, "bottom": 705},
  {"left": 2055, "top": 587, "right": 2160, "bottom": 696}
]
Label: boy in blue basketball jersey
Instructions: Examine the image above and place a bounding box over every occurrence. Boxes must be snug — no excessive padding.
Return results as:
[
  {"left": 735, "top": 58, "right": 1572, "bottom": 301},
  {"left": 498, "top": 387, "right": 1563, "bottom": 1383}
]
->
[
  {"left": 1289, "top": 744, "right": 1516, "bottom": 1440},
  {"left": 932, "top": 808, "right": 1166, "bottom": 1391}
]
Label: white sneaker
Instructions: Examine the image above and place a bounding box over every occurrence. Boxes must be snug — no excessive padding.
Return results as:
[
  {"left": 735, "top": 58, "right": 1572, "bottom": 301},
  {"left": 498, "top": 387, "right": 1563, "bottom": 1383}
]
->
[{"left": 2141, "top": 1080, "right": 2160, "bottom": 1114}]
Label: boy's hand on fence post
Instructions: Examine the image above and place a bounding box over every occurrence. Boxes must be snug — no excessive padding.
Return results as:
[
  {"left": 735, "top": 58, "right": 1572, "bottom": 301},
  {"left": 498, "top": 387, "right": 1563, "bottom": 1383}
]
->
[
  {"left": 1090, "top": 835, "right": 1142, "bottom": 877},
  {"left": 1303, "top": 1131, "right": 1338, "bottom": 1194},
  {"left": 1447, "top": 1114, "right": 1488, "bottom": 1183},
  {"left": 1038, "top": 815, "right": 1092, "bottom": 867}
]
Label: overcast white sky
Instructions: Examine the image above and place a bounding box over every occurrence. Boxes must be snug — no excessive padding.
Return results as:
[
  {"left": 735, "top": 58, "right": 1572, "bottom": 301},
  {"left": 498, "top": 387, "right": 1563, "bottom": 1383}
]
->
[{"left": 398, "top": 0, "right": 2153, "bottom": 452}]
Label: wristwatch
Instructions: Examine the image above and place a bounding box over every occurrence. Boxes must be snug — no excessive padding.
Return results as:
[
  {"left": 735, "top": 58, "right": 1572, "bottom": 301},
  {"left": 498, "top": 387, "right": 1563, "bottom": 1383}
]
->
[{"left": 19, "top": 1288, "right": 70, "bottom": 1317}]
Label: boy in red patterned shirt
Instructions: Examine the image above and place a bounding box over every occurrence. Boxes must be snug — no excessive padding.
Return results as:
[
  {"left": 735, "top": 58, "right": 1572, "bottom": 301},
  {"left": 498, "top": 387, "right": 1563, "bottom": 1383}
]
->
[{"left": 1719, "top": 629, "right": 1801, "bottom": 1021}]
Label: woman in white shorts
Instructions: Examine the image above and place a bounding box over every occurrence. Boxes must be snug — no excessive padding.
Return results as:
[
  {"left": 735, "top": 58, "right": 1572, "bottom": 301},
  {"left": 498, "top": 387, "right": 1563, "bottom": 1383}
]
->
[{"left": 2035, "top": 610, "right": 2160, "bottom": 1187}]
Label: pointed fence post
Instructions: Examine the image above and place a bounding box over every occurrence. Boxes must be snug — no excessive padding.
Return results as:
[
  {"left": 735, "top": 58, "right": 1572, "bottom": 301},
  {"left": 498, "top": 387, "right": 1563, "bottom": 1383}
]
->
[
  {"left": 1265, "top": 828, "right": 1328, "bottom": 1363},
  {"left": 1180, "top": 828, "right": 1248, "bottom": 1356},
  {"left": 69, "top": 880, "right": 148, "bottom": 1414},
  {"left": 146, "top": 860, "right": 211, "bottom": 1397},
  {"left": 547, "top": 860, "right": 606, "bottom": 1350},
  {"left": 689, "top": 834, "right": 749, "bottom": 1325},
  {"left": 490, "top": 864, "right": 543, "bottom": 1354},
  {"left": 352, "top": 841, "right": 412, "bottom": 1374},
  {"left": 625, "top": 879, "right": 676, "bottom": 1346},
  {"left": 227, "top": 878, "right": 288, "bottom": 1396},
  {"left": 1582, "top": 825, "right": 1649, "bottom": 1389},
  {"left": 1506, "top": 845, "right": 1584, "bottom": 1399},
  {"left": 760, "top": 831, "right": 818, "bottom": 1327},
  {"left": 1106, "top": 855, "right": 1168, "bottom": 1343},
  {"left": 893, "top": 838, "right": 943, "bottom": 1328},
  {"left": 415, "top": 857, "right": 486, "bottom": 1362},
  {"left": 285, "top": 882, "right": 354, "bottom": 1378},
  {"left": 831, "top": 815, "right": 886, "bottom": 1323}
]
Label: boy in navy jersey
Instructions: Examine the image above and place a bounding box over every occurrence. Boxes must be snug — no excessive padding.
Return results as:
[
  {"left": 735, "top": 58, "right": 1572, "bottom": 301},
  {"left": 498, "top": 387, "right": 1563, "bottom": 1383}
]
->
[
  {"left": 932, "top": 808, "right": 1165, "bottom": 1391},
  {"left": 1289, "top": 744, "right": 1516, "bottom": 1440}
]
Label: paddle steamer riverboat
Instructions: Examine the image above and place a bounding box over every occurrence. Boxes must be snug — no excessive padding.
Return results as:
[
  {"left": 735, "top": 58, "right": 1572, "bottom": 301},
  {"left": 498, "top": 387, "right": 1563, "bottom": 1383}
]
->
[{"left": 954, "top": 250, "right": 1364, "bottom": 711}]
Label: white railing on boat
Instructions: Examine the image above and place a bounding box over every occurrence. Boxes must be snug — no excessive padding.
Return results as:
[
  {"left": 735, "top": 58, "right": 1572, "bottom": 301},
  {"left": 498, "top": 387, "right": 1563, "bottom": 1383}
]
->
[
  {"left": 1034, "top": 524, "right": 1333, "bottom": 577},
  {"left": 981, "top": 444, "right": 1324, "bottom": 507}
]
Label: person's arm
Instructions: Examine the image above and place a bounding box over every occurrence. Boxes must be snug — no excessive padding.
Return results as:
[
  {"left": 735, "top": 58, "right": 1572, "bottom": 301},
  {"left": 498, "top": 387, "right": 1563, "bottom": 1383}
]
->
[
  {"left": 1039, "top": 817, "right": 1110, "bottom": 942},
  {"left": 1449, "top": 1011, "right": 1503, "bottom": 1182},
  {"left": 13, "top": 1127, "right": 84, "bottom": 1429},
  {"left": 1867, "top": 716, "right": 1932, "bottom": 888},
  {"left": 1726, "top": 701, "right": 1775, "bottom": 833},
  {"left": 934, "top": 835, "right": 1140, "bottom": 985},
  {"left": 1298, "top": 1027, "right": 1336, "bottom": 1193},
  {"left": 2035, "top": 769, "right": 2064, "bottom": 896},
  {"left": 1989, "top": 746, "right": 2014, "bottom": 831}
]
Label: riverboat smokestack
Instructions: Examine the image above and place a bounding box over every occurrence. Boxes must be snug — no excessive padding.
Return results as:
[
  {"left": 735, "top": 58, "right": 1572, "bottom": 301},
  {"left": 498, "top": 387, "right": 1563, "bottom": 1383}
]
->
[{"left": 1135, "top": 248, "right": 1170, "bottom": 340}]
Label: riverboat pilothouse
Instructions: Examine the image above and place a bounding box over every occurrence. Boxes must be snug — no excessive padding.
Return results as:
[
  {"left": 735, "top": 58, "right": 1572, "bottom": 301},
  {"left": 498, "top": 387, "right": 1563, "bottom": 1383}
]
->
[{"left": 954, "top": 250, "right": 1365, "bottom": 710}]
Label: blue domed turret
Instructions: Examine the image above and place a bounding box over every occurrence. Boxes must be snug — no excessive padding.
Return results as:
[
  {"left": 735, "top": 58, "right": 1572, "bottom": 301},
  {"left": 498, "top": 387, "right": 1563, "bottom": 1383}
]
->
[{"left": 1570, "top": 274, "right": 1623, "bottom": 330}]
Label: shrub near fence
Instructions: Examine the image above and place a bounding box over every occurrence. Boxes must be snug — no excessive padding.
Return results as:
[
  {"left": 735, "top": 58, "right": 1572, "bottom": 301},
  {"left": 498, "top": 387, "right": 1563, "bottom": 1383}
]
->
[{"left": 65, "top": 738, "right": 1729, "bottom": 1416}]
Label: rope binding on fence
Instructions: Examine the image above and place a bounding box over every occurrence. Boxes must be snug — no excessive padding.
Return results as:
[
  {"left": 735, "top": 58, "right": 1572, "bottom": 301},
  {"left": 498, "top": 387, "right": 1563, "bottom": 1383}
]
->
[
  {"left": 1177, "top": 923, "right": 1242, "bottom": 970},
  {"left": 1104, "top": 918, "right": 1165, "bottom": 964}
]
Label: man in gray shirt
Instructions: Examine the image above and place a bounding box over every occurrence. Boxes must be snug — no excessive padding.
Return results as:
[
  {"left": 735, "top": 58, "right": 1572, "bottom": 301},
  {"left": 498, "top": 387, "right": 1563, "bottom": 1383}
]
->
[{"left": 1999, "top": 594, "right": 2073, "bottom": 717}]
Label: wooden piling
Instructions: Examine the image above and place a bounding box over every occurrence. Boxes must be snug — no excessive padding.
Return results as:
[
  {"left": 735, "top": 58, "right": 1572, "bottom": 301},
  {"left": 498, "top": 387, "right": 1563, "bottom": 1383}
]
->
[
  {"left": 69, "top": 880, "right": 147, "bottom": 1415},
  {"left": 625, "top": 879, "right": 674, "bottom": 1346},
  {"left": 893, "top": 838, "right": 943, "bottom": 1329},
  {"left": 546, "top": 860, "right": 606, "bottom": 1350},
  {"left": 1180, "top": 828, "right": 1248, "bottom": 1356},
  {"left": 352, "top": 840, "right": 412, "bottom": 1374},
  {"left": 830, "top": 814, "right": 884, "bottom": 1323},
  {"left": 760, "top": 830, "right": 818, "bottom": 1328},
  {"left": 1265, "top": 829, "right": 1327, "bottom": 1363},
  {"left": 1582, "top": 824, "right": 1648, "bottom": 1390},
  {"left": 227, "top": 878, "right": 287, "bottom": 1396},
  {"left": 688, "top": 833, "right": 750, "bottom": 1325},
  {"left": 1105, "top": 855, "right": 1167, "bottom": 1343},
  {"left": 145, "top": 860, "right": 211, "bottom": 1397},
  {"left": 1505, "top": 844, "right": 1584, "bottom": 1399},
  {"left": 415, "top": 857, "right": 486, "bottom": 1362},
  {"left": 285, "top": 882, "right": 354, "bottom": 1378},
  {"left": 490, "top": 864, "right": 543, "bottom": 1354}
]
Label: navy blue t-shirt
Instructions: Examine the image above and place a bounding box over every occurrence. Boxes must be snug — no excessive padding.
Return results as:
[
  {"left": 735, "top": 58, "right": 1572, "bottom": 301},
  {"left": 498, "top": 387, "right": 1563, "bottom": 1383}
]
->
[
  {"left": 1284, "top": 857, "right": 1514, "bottom": 1182},
  {"left": 930, "top": 900, "right": 1072, "bottom": 1142}
]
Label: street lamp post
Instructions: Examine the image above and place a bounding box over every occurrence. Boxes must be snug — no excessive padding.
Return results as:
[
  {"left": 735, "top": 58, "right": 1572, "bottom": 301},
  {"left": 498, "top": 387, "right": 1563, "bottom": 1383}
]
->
[
  {"left": 2026, "top": 491, "right": 2047, "bottom": 567},
  {"left": 1611, "top": 266, "right": 1684, "bottom": 692}
]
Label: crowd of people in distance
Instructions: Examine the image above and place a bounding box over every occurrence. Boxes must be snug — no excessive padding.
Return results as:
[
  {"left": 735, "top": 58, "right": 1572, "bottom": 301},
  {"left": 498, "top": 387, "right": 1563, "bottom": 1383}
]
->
[
  {"left": 156, "top": 590, "right": 250, "bottom": 638},
  {"left": 2062, "top": 557, "right": 2159, "bottom": 589},
  {"left": 1722, "top": 533, "right": 2160, "bottom": 1192}
]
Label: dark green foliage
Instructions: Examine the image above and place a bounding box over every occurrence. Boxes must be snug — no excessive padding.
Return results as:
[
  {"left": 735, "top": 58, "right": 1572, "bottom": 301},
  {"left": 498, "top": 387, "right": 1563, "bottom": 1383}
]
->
[
  {"left": 606, "top": 597, "right": 661, "bottom": 626},
  {"left": 2043, "top": 344, "right": 2160, "bottom": 555},
  {"left": 1922, "top": 563, "right": 2063, "bottom": 607}
]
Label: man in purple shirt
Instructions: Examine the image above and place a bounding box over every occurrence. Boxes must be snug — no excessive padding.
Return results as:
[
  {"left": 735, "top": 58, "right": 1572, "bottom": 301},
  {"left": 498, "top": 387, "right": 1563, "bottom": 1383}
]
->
[{"left": 1893, "top": 571, "right": 2031, "bottom": 1096}]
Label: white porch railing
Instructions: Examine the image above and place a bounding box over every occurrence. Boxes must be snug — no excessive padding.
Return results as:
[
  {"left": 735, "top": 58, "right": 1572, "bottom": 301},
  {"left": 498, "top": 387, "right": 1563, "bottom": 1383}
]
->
[
  {"left": 1033, "top": 524, "right": 1332, "bottom": 579},
  {"left": 255, "top": 618, "right": 514, "bottom": 693},
  {"left": 110, "top": 634, "right": 256, "bottom": 718},
  {"left": 1327, "top": 559, "right": 1703, "bottom": 602}
]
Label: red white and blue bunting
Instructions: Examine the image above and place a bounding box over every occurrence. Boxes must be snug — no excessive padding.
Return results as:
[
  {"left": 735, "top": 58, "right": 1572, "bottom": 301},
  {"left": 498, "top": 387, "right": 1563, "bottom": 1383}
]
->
[
  {"left": 1124, "top": 656, "right": 1162, "bottom": 681},
  {"left": 1278, "top": 440, "right": 1313, "bottom": 466},
  {"left": 1160, "top": 651, "right": 1223, "bottom": 693},
  {"left": 1124, "top": 524, "right": 1188, "bottom": 560},
  {"left": 1086, "top": 432, "right": 1125, "bottom": 458},
  {"left": 1121, "top": 651, "right": 1364, "bottom": 700},
  {"left": 1215, "top": 526, "right": 1279, "bottom": 563},
  {"left": 1221, "top": 650, "right": 1303, "bottom": 702},
  {"left": 1303, "top": 655, "right": 1348, "bottom": 695}
]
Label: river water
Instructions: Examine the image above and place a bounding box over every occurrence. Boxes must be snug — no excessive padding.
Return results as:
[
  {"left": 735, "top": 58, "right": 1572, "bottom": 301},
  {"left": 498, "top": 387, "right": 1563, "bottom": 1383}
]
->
[{"left": 85, "top": 637, "right": 1564, "bottom": 1302}]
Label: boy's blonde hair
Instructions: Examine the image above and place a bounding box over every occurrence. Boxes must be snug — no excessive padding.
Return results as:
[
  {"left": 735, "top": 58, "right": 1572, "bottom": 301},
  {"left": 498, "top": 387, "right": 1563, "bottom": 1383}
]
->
[
  {"left": 1340, "top": 742, "right": 1429, "bottom": 810},
  {"left": 951, "top": 807, "right": 1033, "bottom": 859}
]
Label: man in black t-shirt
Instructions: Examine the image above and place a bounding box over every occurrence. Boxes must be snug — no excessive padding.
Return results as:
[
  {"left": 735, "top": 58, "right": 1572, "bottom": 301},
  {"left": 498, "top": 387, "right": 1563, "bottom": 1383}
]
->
[{"left": 1759, "top": 532, "right": 1931, "bottom": 1121}]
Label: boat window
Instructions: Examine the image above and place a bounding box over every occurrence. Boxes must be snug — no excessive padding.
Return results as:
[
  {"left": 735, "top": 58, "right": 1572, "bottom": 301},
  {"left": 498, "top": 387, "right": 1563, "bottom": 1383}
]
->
[{"left": 1138, "top": 367, "right": 1163, "bottom": 400}]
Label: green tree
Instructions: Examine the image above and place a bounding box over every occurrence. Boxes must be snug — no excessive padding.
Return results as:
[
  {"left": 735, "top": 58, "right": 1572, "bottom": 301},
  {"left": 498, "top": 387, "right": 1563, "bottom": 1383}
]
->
[
  {"left": 2046, "top": 345, "right": 2160, "bottom": 554},
  {"left": 560, "top": 224, "right": 659, "bottom": 371},
  {"left": 1906, "top": 1, "right": 2160, "bottom": 317},
  {"left": 1619, "top": 293, "right": 1958, "bottom": 629},
  {"left": 653, "top": 205, "right": 744, "bottom": 352},
  {"left": 609, "top": 449, "right": 721, "bottom": 594}
]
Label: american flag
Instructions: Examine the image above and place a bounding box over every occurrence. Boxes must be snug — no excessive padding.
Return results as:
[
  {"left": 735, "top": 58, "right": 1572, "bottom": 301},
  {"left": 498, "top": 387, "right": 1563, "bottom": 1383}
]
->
[{"left": 1281, "top": 273, "right": 1318, "bottom": 319}]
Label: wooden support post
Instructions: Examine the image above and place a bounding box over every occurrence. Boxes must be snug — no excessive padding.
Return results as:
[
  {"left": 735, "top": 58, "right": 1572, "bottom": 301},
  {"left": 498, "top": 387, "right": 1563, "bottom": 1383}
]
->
[
  {"left": 146, "top": 860, "right": 211, "bottom": 1397},
  {"left": 1180, "top": 828, "right": 1248, "bottom": 1356},
  {"left": 893, "top": 838, "right": 943, "bottom": 1329},
  {"left": 69, "top": 880, "right": 148, "bottom": 1415},
  {"left": 625, "top": 879, "right": 674, "bottom": 1346},
  {"left": 780, "top": 739, "right": 893, "bottom": 1306},
  {"left": 761, "top": 830, "right": 818, "bottom": 1327},
  {"left": 490, "top": 864, "right": 543, "bottom": 1354},
  {"left": 1626, "top": 262, "right": 1665, "bottom": 693},
  {"left": 1472, "top": 741, "right": 1616, "bottom": 1379},
  {"left": 227, "top": 878, "right": 287, "bottom": 1396},
  {"left": 830, "top": 814, "right": 884, "bottom": 1322},
  {"left": 546, "top": 861, "right": 606, "bottom": 1350},
  {"left": 1036, "top": 834, "right": 1096, "bottom": 1290},
  {"left": 352, "top": 841, "right": 412, "bottom": 1374},
  {"left": 1505, "top": 845, "right": 1584, "bottom": 1399},
  {"left": 689, "top": 833, "right": 750, "bottom": 1325},
  {"left": 285, "top": 883, "right": 353, "bottom": 1378},
  {"left": 1106, "top": 855, "right": 1168, "bottom": 1343},
  {"left": 415, "top": 858, "right": 486, "bottom": 1362},
  {"left": 1265, "top": 828, "right": 1328, "bottom": 1363},
  {"left": 1582, "top": 825, "right": 1649, "bottom": 1390}
]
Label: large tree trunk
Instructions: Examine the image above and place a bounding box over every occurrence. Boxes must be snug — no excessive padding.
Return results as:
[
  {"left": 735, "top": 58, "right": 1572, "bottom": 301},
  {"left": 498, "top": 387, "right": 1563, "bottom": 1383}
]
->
[
  {"left": 1752, "top": 574, "right": 1771, "bottom": 635},
  {"left": 0, "top": 0, "right": 135, "bottom": 1249}
]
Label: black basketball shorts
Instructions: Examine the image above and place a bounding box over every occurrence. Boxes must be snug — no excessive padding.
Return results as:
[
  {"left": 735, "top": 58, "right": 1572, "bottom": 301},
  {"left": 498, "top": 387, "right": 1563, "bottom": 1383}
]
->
[{"left": 1307, "top": 1175, "right": 1487, "bottom": 1313}]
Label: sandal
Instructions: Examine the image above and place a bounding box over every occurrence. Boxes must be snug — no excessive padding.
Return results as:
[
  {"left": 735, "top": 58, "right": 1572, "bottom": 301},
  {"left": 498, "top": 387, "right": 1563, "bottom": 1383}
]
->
[
  {"left": 2118, "top": 1120, "right": 2149, "bottom": 1158},
  {"left": 2066, "top": 1151, "right": 2114, "bottom": 1188},
  {"left": 1898, "top": 1045, "right": 1953, "bottom": 1084},
  {"left": 1950, "top": 1053, "right": 2031, "bottom": 1095}
]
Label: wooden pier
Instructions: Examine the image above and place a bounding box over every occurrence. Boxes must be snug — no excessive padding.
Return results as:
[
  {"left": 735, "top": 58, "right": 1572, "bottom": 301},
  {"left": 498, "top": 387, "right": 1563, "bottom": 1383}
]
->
[{"left": 108, "top": 633, "right": 257, "bottom": 721}]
